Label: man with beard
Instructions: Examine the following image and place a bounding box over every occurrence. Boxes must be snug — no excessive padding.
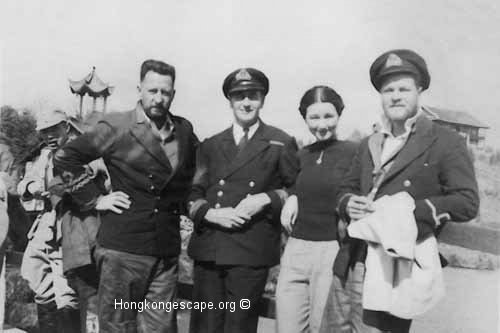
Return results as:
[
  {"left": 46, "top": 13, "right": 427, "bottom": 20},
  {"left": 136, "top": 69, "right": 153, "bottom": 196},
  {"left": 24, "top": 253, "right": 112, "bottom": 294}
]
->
[
  {"left": 187, "top": 68, "right": 299, "bottom": 333},
  {"left": 54, "top": 59, "right": 199, "bottom": 332},
  {"left": 330, "top": 49, "right": 479, "bottom": 333}
]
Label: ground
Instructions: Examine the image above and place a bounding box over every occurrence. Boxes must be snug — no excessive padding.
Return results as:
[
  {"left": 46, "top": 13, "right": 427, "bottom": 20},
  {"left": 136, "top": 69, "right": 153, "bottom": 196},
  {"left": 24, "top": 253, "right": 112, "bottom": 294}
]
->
[
  {"left": 176, "top": 268, "right": 500, "bottom": 333},
  {"left": 475, "top": 159, "right": 500, "bottom": 230}
]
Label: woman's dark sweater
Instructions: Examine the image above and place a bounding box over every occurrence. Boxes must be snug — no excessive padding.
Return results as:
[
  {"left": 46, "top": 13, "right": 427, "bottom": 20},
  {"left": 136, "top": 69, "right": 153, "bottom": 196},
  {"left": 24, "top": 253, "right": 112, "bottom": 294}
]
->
[{"left": 291, "top": 138, "right": 358, "bottom": 241}]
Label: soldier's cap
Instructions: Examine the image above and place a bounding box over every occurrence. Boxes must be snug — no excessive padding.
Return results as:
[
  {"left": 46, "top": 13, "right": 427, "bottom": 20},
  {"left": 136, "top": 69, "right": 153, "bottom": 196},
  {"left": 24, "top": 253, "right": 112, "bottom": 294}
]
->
[
  {"left": 370, "top": 49, "right": 430, "bottom": 91},
  {"left": 36, "top": 109, "right": 68, "bottom": 131},
  {"left": 222, "top": 67, "right": 269, "bottom": 99}
]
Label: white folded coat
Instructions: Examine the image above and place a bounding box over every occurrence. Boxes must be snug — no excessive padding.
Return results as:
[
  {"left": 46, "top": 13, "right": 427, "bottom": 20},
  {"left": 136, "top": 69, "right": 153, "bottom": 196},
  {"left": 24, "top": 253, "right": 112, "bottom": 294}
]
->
[{"left": 348, "top": 192, "right": 445, "bottom": 319}]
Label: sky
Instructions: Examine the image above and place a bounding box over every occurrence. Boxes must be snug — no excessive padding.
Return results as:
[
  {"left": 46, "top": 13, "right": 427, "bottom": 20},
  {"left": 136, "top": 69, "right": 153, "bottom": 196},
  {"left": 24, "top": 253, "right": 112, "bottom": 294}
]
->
[{"left": 1, "top": 0, "right": 499, "bottom": 145}]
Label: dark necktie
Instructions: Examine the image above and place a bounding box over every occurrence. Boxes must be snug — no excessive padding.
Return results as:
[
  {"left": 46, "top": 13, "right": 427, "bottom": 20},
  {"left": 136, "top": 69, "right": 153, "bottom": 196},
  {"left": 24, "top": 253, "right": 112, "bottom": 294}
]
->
[{"left": 237, "top": 127, "right": 249, "bottom": 153}]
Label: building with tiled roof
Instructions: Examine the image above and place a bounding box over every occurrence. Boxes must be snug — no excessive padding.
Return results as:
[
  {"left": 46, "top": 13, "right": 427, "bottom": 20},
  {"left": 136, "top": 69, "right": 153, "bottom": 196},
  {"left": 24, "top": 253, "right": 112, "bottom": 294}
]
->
[{"left": 422, "top": 106, "right": 489, "bottom": 147}]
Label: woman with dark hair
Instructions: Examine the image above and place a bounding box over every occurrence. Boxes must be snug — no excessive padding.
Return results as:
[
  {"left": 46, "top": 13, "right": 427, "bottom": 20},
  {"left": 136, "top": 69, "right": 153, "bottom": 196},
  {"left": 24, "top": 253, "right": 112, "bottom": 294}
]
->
[{"left": 276, "top": 86, "right": 357, "bottom": 333}]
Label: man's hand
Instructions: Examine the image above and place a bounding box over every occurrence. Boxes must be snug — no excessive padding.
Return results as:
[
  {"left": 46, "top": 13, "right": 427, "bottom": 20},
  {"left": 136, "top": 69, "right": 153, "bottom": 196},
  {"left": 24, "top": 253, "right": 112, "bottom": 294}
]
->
[
  {"left": 235, "top": 193, "right": 271, "bottom": 218},
  {"left": 205, "top": 207, "right": 250, "bottom": 229},
  {"left": 280, "top": 195, "right": 298, "bottom": 234},
  {"left": 95, "top": 191, "right": 131, "bottom": 214},
  {"left": 346, "top": 195, "right": 375, "bottom": 221}
]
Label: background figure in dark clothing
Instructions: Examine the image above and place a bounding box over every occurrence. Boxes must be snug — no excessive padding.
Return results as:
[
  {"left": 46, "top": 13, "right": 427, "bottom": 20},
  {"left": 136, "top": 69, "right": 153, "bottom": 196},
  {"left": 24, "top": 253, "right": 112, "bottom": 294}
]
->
[
  {"left": 54, "top": 59, "right": 199, "bottom": 333},
  {"left": 276, "top": 85, "right": 357, "bottom": 333}
]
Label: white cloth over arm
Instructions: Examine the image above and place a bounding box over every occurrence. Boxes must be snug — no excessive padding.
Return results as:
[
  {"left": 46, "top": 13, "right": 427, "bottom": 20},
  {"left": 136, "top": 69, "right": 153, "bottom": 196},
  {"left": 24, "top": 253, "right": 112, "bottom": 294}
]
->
[{"left": 348, "top": 192, "right": 445, "bottom": 319}]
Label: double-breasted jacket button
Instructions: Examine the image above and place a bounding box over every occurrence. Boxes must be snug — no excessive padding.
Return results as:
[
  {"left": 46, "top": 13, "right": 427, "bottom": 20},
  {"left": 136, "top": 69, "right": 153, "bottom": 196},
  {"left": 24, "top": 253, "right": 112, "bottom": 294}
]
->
[
  {"left": 403, "top": 180, "right": 411, "bottom": 187},
  {"left": 424, "top": 163, "right": 429, "bottom": 167},
  {"left": 217, "top": 191, "right": 223, "bottom": 197},
  {"left": 215, "top": 203, "right": 221, "bottom": 209},
  {"left": 148, "top": 174, "right": 153, "bottom": 179},
  {"left": 150, "top": 185, "right": 155, "bottom": 191},
  {"left": 249, "top": 181, "right": 255, "bottom": 187},
  {"left": 219, "top": 179, "right": 225, "bottom": 186},
  {"left": 153, "top": 208, "right": 159, "bottom": 213}
]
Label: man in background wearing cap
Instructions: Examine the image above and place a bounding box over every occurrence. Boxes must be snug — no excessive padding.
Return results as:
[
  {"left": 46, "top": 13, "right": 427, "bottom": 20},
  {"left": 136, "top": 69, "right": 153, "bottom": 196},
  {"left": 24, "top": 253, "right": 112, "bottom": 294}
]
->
[
  {"left": 19, "top": 109, "right": 81, "bottom": 332},
  {"left": 54, "top": 59, "right": 199, "bottom": 332},
  {"left": 187, "top": 68, "right": 299, "bottom": 333},
  {"left": 18, "top": 110, "right": 70, "bottom": 218},
  {"left": 329, "top": 50, "right": 479, "bottom": 332}
]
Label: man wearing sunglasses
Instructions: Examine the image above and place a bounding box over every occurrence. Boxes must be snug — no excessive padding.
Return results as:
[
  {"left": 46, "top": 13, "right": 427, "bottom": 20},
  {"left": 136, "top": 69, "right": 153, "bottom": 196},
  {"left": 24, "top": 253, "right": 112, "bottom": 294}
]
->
[{"left": 187, "top": 67, "right": 299, "bottom": 333}]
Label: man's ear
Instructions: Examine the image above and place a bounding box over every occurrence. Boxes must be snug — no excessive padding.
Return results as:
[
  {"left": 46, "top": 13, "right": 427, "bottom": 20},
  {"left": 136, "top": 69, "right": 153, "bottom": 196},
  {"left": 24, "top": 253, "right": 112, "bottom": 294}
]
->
[{"left": 137, "top": 84, "right": 142, "bottom": 94}]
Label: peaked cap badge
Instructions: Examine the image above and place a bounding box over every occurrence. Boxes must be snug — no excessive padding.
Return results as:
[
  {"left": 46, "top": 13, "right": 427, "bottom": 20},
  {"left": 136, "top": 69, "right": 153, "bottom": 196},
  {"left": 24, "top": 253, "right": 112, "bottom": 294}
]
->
[
  {"left": 385, "top": 53, "right": 403, "bottom": 68},
  {"left": 235, "top": 68, "right": 252, "bottom": 81}
]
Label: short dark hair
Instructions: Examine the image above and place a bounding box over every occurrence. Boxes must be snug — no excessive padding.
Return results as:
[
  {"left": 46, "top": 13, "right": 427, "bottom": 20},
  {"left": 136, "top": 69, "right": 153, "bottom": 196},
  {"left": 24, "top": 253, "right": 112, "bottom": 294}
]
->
[
  {"left": 140, "top": 59, "right": 176, "bottom": 83},
  {"left": 298, "top": 85, "right": 344, "bottom": 119}
]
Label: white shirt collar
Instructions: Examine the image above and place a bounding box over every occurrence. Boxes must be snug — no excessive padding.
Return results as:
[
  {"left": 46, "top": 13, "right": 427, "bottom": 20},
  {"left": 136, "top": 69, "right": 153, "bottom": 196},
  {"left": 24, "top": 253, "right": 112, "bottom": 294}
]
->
[
  {"left": 380, "top": 108, "right": 422, "bottom": 139},
  {"left": 233, "top": 120, "right": 260, "bottom": 144}
]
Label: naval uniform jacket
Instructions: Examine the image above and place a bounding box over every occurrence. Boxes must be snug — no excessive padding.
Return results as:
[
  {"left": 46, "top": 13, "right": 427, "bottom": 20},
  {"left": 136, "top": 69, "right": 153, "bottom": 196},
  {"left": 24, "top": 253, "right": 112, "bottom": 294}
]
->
[
  {"left": 334, "top": 114, "right": 479, "bottom": 302},
  {"left": 336, "top": 115, "right": 479, "bottom": 329},
  {"left": 54, "top": 104, "right": 198, "bottom": 257},
  {"left": 187, "top": 121, "right": 299, "bottom": 267},
  {"left": 337, "top": 115, "right": 479, "bottom": 240}
]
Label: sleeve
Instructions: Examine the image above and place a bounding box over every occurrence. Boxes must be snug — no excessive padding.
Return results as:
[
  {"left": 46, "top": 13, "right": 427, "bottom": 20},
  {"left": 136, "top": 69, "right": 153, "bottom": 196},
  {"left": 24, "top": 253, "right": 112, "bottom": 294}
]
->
[
  {"left": 336, "top": 140, "right": 365, "bottom": 223},
  {"left": 53, "top": 120, "right": 117, "bottom": 209},
  {"left": 187, "top": 140, "right": 211, "bottom": 229},
  {"left": 413, "top": 137, "right": 479, "bottom": 239},
  {"left": 0, "top": 146, "right": 19, "bottom": 195},
  {"left": 265, "top": 136, "right": 300, "bottom": 219}
]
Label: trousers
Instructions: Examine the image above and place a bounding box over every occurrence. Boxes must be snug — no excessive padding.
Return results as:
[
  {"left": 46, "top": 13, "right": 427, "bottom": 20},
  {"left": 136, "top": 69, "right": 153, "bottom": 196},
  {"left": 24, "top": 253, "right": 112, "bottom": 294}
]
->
[
  {"left": 189, "top": 261, "right": 268, "bottom": 333},
  {"left": 320, "top": 262, "right": 384, "bottom": 333},
  {"left": 95, "top": 245, "right": 178, "bottom": 333},
  {"left": 276, "top": 238, "right": 339, "bottom": 333}
]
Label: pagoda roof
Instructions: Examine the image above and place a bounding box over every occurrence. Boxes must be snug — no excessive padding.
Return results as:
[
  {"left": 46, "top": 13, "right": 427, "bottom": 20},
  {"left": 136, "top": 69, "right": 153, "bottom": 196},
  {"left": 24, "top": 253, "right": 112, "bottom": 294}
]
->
[
  {"left": 422, "top": 106, "right": 489, "bottom": 129},
  {"left": 69, "top": 67, "right": 114, "bottom": 97}
]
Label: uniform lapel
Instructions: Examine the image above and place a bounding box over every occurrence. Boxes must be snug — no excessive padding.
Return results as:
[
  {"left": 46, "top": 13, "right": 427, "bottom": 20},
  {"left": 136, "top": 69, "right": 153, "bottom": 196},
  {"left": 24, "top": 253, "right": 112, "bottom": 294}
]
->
[
  {"left": 129, "top": 104, "right": 172, "bottom": 171},
  {"left": 381, "top": 116, "right": 437, "bottom": 185},
  {"left": 160, "top": 116, "right": 188, "bottom": 188},
  {"left": 220, "top": 127, "right": 238, "bottom": 164},
  {"left": 368, "top": 132, "right": 385, "bottom": 173},
  {"left": 221, "top": 122, "right": 270, "bottom": 179},
  {"left": 172, "top": 116, "right": 187, "bottom": 172}
]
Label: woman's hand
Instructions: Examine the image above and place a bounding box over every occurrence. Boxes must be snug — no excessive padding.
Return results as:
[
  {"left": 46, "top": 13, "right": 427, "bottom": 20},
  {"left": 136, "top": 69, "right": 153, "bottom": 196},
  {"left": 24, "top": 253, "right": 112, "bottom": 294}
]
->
[
  {"left": 281, "top": 195, "right": 298, "bottom": 234},
  {"left": 95, "top": 191, "right": 131, "bottom": 214}
]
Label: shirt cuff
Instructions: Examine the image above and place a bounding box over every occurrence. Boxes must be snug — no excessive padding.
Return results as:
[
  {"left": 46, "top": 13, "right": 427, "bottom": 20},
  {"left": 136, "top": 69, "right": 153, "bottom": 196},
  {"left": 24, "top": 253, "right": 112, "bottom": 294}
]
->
[{"left": 188, "top": 199, "right": 210, "bottom": 229}]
